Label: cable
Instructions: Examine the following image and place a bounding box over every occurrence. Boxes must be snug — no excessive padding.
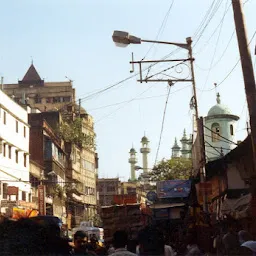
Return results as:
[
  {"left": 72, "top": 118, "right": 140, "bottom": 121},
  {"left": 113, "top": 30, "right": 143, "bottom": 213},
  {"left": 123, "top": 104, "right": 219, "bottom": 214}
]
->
[
  {"left": 193, "top": 0, "right": 224, "bottom": 48},
  {"left": 195, "top": 2, "right": 231, "bottom": 55},
  {"left": 95, "top": 85, "right": 155, "bottom": 123},
  {"left": 203, "top": 126, "right": 238, "bottom": 145},
  {"left": 205, "top": 145, "right": 232, "bottom": 151},
  {"left": 198, "top": 1, "right": 228, "bottom": 98},
  {"left": 142, "top": 0, "right": 175, "bottom": 60},
  {"left": 205, "top": 150, "right": 222, "bottom": 158},
  {"left": 205, "top": 141, "right": 222, "bottom": 155},
  {"left": 204, "top": 134, "right": 238, "bottom": 146},
  {"left": 193, "top": 0, "right": 218, "bottom": 39},
  {"left": 154, "top": 85, "right": 172, "bottom": 165},
  {"left": 88, "top": 85, "right": 191, "bottom": 111}
]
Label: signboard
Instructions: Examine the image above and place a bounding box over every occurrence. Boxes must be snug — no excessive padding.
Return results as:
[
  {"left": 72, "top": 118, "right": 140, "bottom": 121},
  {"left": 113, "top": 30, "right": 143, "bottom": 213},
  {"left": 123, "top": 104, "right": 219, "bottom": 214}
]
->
[
  {"left": 12, "top": 207, "right": 38, "bottom": 219},
  {"left": 196, "top": 176, "right": 227, "bottom": 204},
  {"left": 38, "top": 185, "right": 46, "bottom": 215},
  {"left": 157, "top": 180, "right": 192, "bottom": 198},
  {"left": 198, "top": 182, "right": 212, "bottom": 196},
  {"left": 146, "top": 191, "right": 157, "bottom": 202},
  {"left": 113, "top": 194, "right": 137, "bottom": 205},
  {"left": 7, "top": 186, "right": 18, "bottom": 196},
  {"left": 154, "top": 208, "right": 169, "bottom": 220}
]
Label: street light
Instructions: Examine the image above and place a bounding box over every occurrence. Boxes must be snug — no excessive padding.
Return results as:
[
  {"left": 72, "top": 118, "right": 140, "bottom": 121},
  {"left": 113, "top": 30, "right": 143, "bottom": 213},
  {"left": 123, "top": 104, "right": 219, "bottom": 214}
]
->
[
  {"left": 112, "top": 31, "right": 207, "bottom": 212},
  {"left": 112, "top": 31, "right": 189, "bottom": 50}
]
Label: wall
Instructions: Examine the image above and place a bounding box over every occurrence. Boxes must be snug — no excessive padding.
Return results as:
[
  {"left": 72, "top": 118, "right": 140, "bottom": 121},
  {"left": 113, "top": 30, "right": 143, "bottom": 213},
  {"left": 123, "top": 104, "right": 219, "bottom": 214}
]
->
[
  {"left": 204, "top": 116, "right": 237, "bottom": 160},
  {"left": 0, "top": 90, "right": 31, "bottom": 201}
]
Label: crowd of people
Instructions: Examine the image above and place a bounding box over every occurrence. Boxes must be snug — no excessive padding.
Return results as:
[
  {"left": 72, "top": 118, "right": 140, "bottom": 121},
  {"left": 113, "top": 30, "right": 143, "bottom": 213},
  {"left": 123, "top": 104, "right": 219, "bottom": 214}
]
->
[{"left": 0, "top": 216, "right": 256, "bottom": 255}]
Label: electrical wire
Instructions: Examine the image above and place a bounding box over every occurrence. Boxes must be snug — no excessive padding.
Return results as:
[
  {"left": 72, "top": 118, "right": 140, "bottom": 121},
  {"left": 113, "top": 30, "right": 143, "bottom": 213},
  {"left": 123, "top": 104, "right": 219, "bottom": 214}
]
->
[
  {"left": 95, "top": 85, "right": 155, "bottom": 123},
  {"left": 193, "top": 0, "right": 224, "bottom": 48},
  {"left": 193, "top": 0, "right": 218, "bottom": 39},
  {"left": 205, "top": 141, "right": 222, "bottom": 155},
  {"left": 88, "top": 84, "right": 191, "bottom": 111},
  {"left": 154, "top": 85, "right": 172, "bottom": 165},
  {"left": 194, "top": 2, "right": 231, "bottom": 55},
  {"left": 142, "top": 0, "right": 175, "bottom": 60}
]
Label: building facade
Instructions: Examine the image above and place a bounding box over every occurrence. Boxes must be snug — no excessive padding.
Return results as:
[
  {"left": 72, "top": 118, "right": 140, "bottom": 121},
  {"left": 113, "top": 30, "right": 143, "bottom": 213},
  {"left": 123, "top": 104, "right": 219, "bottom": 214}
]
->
[
  {"left": 0, "top": 89, "right": 32, "bottom": 215},
  {"left": 98, "top": 178, "right": 120, "bottom": 206},
  {"left": 3, "top": 64, "right": 75, "bottom": 112},
  {"left": 29, "top": 112, "right": 67, "bottom": 223}
]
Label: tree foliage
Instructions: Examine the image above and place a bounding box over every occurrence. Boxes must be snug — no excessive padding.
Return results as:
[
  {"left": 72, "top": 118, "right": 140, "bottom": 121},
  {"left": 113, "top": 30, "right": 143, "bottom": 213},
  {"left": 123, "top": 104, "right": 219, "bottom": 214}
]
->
[
  {"left": 57, "top": 118, "right": 95, "bottom": 149},
  {"left": 151, "top": 157, "right": 192, "bottom": 181}
]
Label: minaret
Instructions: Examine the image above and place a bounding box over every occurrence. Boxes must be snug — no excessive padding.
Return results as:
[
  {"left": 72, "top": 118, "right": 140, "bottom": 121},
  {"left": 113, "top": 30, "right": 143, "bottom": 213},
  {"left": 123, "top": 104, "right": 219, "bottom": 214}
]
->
[
  {"left": 140, "top": 136, "right": 150, "bottom": 173},
  {"left": 172, "top": 138, "right": 181, "bottom": 158},
  {"left": 180, "top": 129, "right": 190, "bottom": 158},
  {"left": 129, "top": 147, "right": 137, "bottom": 181}
]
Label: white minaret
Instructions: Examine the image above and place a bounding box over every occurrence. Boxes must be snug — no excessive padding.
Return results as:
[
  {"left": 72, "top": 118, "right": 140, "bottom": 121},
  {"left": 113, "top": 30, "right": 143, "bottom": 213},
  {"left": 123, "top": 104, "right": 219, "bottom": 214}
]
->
[
  {"left": 172, "top": 137, "right": 181, "bottom": 158},
  {"left": 204, "top": 93, "right": 239, "bottom": 161},
  {"left": 140, "top": 136, "right": 150, "bottom": 173},
  {"left": 129, "top": 147, "right": 137, "bottom": 181},
  {"left": 180, "top": 129, "right": 190, "bottom": 158}
]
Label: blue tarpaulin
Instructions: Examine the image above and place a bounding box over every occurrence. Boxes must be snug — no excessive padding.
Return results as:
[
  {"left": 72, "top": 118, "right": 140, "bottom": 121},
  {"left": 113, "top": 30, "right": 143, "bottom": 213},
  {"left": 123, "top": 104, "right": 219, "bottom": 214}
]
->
[{"left": 157, "top": 180, "right": 192, "bottom": 198}]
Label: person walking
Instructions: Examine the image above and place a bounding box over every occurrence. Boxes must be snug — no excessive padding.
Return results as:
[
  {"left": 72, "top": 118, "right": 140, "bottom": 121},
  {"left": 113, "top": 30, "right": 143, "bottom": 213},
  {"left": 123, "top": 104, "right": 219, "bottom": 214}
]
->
[{"left": 111, "top": 230, "right": 136, "bottom": 256}]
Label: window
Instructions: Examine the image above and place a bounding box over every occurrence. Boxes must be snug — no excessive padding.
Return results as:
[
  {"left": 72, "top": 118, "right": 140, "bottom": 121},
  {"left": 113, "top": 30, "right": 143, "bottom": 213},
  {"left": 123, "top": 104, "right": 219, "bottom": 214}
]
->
[
  {"left": 3, "top": 143, "right": 6, "bottom": 157},
  {"left": 15, "top": 150, "right": 18, "bottom": 163},
  {"left": 24, "top": 126, "right": 26, "bottom": 138},
  {"left": 34, "top": 96, "right": 42, "bottom": 103},
  {"left": 3, "top": 183, "right": 7, "bottom": 199},
  {"left": 46, "top": 97, "right": 53, "bottom": 103},
  {"left": 63, "top": 96, "right": 71, "bottom": 102},
  {"left": 3, "top": 111, "right": 6, "bottom": 124},
  {"left": 53, "top": 97, "right": 61, "bottom": 103},
  {"left": 230, "top": 124, "right": 234, "bottom": 136},
  {"left": 8, "top": 146, "right": 11, "bottom": 159},
  {"left": 22, "top": 191, "right": 26, "bottom": 201},
  {"left": 211, "top": 123, "right": 221, "bottom": 142},
  {"left": 16, "top": 120, "right": 18, "bottom": 133},
  {"left": 24, "top": 153, "right": 27, "bottom": 167}
]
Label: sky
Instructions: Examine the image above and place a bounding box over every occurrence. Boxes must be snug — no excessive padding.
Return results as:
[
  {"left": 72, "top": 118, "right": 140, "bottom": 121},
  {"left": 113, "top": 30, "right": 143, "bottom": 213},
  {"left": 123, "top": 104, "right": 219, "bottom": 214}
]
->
[{"left": 0, "top": 0, "right": 255, "bottom": 180}]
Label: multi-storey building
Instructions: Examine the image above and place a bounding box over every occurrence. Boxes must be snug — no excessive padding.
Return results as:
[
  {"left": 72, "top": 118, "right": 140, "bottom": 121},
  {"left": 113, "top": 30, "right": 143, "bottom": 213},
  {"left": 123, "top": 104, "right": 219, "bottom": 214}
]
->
[
  {"left": 3, "top": 64, "right": 75, "bottom": 112},
  {"left": 98, "top": 178, "right": 120, "bottom": 206},
  {"left": 0, "top": 89, "right": 33, "bottom": 215},
  {"left": 4, "top": 64, "right": 98, "bottom": 227},
  {"left": 29, "top": 112, "right": 67, "bottom": 223}
]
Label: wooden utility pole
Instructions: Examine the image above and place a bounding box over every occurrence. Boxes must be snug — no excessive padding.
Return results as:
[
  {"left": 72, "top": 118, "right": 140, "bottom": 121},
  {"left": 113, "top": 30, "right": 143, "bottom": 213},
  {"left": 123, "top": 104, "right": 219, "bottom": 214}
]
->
[{"left": 232, "top": 0, "right": 256, "bottom": 214}]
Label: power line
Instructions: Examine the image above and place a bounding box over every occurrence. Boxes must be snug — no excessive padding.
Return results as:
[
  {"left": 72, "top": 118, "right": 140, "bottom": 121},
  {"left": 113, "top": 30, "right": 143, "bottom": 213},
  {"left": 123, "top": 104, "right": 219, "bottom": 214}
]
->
[
  {"left": 194, "top": 2, "right": 231, "bottom": 55},
  {"left": 203, "top": 126, "right": 238, "bottom": 145},
  {"left": 205, "top": 141, "right": 222, "bottom": 155},
  {"left": 198, "top": 0, "right": 228, "bottom": 98},
  {"left": 154, "top": 85, "right": 172, "bottom": 165},
  {"left": 88, "top": 85, "right": 191, "bottom": 111},
  {"left": 142, "top": 0, "right": 175, "bottom": 60},
  {"left": 95, "top": 85, "right": 155, "bottom": 123},
  {"left": 193, "top": 0, "right": 224, "bottom": 48}
]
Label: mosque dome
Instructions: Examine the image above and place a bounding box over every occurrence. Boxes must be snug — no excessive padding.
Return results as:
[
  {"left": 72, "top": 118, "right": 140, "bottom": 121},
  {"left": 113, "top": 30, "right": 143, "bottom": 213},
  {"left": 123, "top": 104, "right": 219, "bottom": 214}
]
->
[
  {"left": 141, "top": 136, "right": 149, "bottom": 143},
  {"left": 207, "top": 93, "right": 232, "bottom": 117},
  {"left": 129, "top": 148, "right": 136, "bottom": 154}
]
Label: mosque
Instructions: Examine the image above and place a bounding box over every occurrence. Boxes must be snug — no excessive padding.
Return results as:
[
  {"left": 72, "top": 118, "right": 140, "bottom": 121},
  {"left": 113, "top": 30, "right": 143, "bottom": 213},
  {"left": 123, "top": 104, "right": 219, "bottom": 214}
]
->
[{"left": 128, "top": 93, "right": 240, "bottom": 181}]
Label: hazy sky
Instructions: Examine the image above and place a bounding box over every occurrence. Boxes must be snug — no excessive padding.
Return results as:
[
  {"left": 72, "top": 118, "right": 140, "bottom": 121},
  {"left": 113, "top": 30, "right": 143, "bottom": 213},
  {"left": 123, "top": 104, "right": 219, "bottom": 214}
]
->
[{"left": 0, "top": 0, "right": 255, "bottom": 180}]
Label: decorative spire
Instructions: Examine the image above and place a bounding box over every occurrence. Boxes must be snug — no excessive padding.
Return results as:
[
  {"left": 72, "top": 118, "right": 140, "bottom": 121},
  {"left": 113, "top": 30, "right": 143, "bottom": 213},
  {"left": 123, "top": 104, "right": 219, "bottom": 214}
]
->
[
  {"left": 172, "top": 137, "right": 180, "bottom": 149},
  {"left": 216, "top": 92, "right": 221, "bottom": 104}
]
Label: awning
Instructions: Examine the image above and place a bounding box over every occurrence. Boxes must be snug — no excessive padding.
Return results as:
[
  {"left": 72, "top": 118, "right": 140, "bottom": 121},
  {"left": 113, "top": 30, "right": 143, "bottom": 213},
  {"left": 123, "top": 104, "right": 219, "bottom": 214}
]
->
[
  {"left": 221, "top": 193, "right": 251, "bottom": 219},
  {"left": 149, "top": 203, "right": 185, "bottom": 209}
]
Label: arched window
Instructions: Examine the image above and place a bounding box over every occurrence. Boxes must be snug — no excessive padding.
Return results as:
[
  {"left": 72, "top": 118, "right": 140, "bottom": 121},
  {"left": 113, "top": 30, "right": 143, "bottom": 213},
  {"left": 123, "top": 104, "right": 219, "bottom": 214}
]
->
[
  {"left": 212, "top": 123, "right": 221, "bottom": 142},
  {"left": 230, "top": 124, "right": 234, "bottom": 135}
]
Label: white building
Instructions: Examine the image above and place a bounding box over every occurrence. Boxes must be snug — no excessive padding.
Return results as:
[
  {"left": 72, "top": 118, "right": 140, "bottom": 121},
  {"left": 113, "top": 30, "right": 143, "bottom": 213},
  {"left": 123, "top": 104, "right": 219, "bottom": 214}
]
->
[
  {"left": 204, "top": 93, "right": 239, "bottom": 161},
  {"left": 0, "top": 89, "right": 31, "bottom": 209}
]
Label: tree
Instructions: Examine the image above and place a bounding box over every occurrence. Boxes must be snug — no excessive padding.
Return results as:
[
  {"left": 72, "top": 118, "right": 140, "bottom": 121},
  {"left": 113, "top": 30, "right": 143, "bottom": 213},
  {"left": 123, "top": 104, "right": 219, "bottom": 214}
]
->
[
  {"left": 57, "top": 118, "right": 95, "bottom": 149},
  {"left": 151, "top": 157, "right": 192, "bottom": 181}
]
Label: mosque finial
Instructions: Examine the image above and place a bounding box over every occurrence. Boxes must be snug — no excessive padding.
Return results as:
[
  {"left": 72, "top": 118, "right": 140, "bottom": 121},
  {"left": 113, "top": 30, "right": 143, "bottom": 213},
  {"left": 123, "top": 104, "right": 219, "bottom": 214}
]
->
[{"left": 216, "top": 92, "right": 221, "bottom": 104}]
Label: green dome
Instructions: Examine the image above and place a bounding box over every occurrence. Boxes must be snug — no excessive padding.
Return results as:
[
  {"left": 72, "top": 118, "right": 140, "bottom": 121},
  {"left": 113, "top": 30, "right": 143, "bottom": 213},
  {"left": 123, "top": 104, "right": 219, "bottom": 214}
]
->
[
  {"left": 207, "top": 93, "right": 231, "bottom": 116},
  {"left": 208, "top": 104, "right": 231, "bottom": 116},
  {"left": 129, "top": 148, "right": 136, "bottom": 153},
  {"left": 141, "top": 136, "right": 149, "bottom": 143}
]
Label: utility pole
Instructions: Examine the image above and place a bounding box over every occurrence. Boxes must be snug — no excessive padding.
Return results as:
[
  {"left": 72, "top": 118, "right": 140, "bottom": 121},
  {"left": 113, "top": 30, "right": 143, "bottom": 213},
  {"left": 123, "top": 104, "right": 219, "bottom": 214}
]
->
[
  {"left": 78, "top": 98, "right": 81, "bottom": 117},
  {"left": 232, "top": 0, "right": 256, "bottom": 214}
]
